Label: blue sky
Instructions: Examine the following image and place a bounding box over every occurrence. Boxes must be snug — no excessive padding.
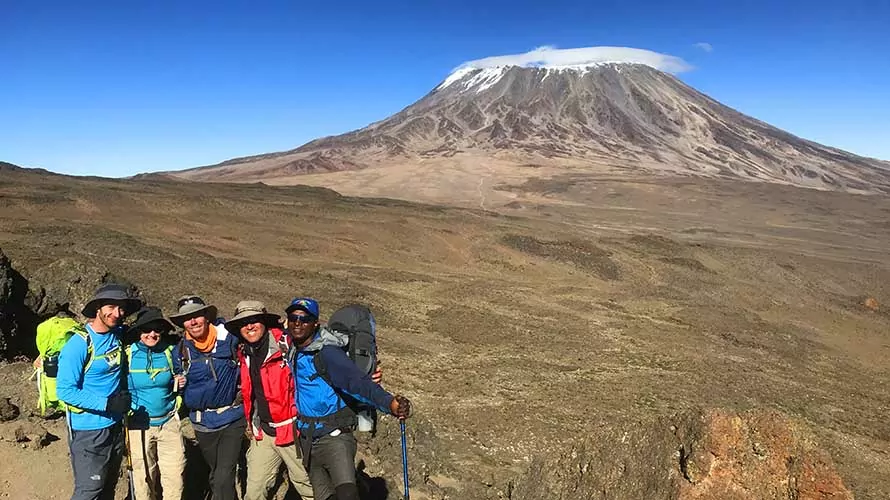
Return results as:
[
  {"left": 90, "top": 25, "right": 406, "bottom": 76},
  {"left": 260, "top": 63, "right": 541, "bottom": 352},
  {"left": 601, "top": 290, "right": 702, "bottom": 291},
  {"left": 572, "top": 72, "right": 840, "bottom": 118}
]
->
[{"left": 2, "top": 0, "right": 888, "bottom": 177}]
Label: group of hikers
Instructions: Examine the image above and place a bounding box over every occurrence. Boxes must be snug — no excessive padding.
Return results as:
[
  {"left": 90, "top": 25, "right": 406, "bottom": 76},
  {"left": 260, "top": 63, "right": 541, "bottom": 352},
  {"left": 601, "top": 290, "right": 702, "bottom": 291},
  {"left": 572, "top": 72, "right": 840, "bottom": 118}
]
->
[{"left": 37, "top": 283, "right": 412, "bottom": 500}]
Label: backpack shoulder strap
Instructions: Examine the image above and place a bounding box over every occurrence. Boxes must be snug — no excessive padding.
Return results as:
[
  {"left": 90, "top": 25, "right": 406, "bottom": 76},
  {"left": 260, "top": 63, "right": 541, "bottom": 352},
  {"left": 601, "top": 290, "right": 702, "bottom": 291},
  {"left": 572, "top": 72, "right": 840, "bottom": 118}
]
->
[
  {"left": 60, "top": 325, "right": 95, "bottom": 415},
  {"left": 164, "top": 345, "right": 175, "bottom": 372},
  {"left": 311, "top": 351, "right": 329, "bottom": 382},
  {"left": 69, "top": 324, "right": 94, "bottom": 372},
  {"left": 178, "top": 339, "right": 191, "bottom": 374}
]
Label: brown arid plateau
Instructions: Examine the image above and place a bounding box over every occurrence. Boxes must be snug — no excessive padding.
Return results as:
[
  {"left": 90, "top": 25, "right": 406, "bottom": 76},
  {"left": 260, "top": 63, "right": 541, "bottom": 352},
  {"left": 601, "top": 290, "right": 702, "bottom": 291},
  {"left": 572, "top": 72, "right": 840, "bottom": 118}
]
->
[{"left": 1, "top": 159, "right": 889, "bottom": 499}]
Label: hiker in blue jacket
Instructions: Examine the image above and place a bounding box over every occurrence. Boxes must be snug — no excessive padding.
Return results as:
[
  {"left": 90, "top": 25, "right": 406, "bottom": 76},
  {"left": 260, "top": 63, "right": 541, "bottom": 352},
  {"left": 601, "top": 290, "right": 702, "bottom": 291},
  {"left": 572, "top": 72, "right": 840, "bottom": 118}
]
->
[
  {"left": 125, "top": 307, "right": 187, "bottom": 500},
  {"left": 171, "top": 295, "right": 245, "bottom": 500},
  {"left": 285, "top": 298, "right": 411, "bottom": 500},
  {"left": 57, "top": 283, "right": 142, "bottom": 500}
]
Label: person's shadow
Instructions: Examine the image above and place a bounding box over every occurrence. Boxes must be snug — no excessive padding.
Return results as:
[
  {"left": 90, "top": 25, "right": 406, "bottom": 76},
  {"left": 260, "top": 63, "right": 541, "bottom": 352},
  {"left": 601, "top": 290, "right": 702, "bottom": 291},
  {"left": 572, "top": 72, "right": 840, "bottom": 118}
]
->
[
  {"left": 280, "top": 460, "right": 389, "bottom": 500},
  {"left": 182, "top": 438, "right": 212, "bottom": 499},
  {"left": 356, "top": 460, "right": 389, "bottom": 500}
]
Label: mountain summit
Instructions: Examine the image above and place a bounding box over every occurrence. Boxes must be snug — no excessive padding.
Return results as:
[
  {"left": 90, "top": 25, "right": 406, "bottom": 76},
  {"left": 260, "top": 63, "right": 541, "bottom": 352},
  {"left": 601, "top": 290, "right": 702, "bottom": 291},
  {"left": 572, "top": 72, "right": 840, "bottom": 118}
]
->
[{"left": 171, "top": 63, "right": 890, "bottom": 193}]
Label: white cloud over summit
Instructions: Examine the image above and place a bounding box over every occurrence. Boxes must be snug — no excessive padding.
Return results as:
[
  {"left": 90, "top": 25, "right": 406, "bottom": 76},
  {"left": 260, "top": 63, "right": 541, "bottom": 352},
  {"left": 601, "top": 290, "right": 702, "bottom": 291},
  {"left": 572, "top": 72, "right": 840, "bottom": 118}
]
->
[
  {"left": 694, "top": 42, "right": 714, "bottom": 53},
  {"left": 455, "top": 46, "right": 693, "bottom": 74}
]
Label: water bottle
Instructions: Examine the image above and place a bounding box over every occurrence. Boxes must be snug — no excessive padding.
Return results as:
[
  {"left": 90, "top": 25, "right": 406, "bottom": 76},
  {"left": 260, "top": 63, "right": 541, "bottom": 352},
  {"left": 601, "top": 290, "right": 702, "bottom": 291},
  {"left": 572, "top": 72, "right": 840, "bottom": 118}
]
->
[{"left": 356, "top": 409, "right": 375, "bottom": 432}]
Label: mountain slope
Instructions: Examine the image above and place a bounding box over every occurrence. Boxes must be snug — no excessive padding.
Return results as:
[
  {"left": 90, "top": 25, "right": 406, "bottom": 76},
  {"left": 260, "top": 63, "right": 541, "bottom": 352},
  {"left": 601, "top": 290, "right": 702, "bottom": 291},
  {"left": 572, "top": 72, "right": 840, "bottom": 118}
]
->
[{"left": 170, "top": 64, "right": 890, "bottom": 194}]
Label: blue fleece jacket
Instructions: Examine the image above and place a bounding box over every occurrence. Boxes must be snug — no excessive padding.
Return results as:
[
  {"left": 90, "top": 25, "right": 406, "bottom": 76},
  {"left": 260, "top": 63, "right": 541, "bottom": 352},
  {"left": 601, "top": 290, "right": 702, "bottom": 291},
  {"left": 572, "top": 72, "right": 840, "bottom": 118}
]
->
[
  {"left": 179, "top": 325, "right": 243, "bottom": 430},
  {"left": 128, "top": 341, "right": 181, "bottom": 427},
  {"left": 57, "top": 323, "right": 125, "bottom": 431},
  {"left": 292, "top": 328, "right": 393, "bottom": 438}
]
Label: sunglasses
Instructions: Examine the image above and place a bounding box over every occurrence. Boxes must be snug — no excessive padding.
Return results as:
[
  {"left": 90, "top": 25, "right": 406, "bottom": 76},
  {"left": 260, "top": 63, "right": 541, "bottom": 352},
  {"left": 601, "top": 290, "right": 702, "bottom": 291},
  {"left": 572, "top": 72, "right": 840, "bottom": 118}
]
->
[
  {"left": 178, "top": 296, "right": 206, "bottom": 308},
  {"left": 140, "top": 324, "right": 171, "bottom": 335},
  {"left": 240, "top": 317, "right": 264, "bottom": 325},
  {"left": 288, "top": 314, "right": 316, "bottom": 324}
]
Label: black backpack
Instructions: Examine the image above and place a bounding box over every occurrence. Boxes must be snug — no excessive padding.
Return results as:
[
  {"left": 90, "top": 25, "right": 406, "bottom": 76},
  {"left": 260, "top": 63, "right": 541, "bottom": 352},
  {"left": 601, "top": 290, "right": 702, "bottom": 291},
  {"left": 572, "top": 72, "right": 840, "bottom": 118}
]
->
[
  {"left": 327, "top": 304, "right": 377, "bottom": 376},
  {"left": 312, "top": 304, "right": 378, "bottom": 430}
]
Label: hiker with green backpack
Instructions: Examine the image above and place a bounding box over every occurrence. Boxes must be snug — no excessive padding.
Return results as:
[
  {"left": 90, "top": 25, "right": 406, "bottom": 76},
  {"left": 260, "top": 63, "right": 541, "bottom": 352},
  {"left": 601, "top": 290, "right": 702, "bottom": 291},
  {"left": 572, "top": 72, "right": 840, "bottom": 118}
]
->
[
  {"left": 56, "top": 283, "right": 142, "bottom": 500},
  {"left": 124, "top": 306, "right": 187, "bottom": 500},
  {"left": 285, "top": 298, "right": 412, "bottom": 500}
]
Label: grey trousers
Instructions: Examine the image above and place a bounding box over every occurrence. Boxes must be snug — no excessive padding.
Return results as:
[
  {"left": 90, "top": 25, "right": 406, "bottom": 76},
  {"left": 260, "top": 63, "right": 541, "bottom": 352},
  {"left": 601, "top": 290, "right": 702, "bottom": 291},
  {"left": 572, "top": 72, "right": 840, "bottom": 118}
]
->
[
  {"left": 307, "top": 432, "right": 358, "bottom": 500},
  {"left": 68, "top": 423, "right": 124, "bottom": 500}
]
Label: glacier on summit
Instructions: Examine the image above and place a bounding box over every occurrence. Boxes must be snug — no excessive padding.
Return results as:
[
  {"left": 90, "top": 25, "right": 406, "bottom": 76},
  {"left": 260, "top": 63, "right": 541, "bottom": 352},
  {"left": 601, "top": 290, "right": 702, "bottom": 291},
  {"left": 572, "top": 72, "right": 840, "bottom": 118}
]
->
[{"left": 437, "top": 45, "right": 693, "bottom": 92}]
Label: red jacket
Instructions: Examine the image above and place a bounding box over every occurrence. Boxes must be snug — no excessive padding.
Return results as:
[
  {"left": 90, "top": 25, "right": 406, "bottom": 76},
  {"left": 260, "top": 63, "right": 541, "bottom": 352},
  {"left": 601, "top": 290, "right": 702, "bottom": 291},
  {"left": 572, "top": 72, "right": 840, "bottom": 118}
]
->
[{"left": 239, "top": 328, "right": 297, "bottom": 446}]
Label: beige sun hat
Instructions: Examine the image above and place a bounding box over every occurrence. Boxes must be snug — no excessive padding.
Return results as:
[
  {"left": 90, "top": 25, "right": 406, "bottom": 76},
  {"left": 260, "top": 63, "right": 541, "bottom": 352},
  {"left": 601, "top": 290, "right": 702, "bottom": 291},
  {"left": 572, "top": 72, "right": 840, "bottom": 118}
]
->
[
  {"left": 169, "top": 295, "right": 218, "bottom": 327},
  {"left": 224, "top": 300, "right": 281, "bottom": 334}
]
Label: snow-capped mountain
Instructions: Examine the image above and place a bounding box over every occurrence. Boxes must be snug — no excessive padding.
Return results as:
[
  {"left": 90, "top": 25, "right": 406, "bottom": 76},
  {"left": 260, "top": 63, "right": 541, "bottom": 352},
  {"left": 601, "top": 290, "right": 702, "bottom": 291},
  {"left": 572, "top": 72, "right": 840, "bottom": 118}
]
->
[{"left": 170, "top": 62, "right": 890, "bottom": 193}]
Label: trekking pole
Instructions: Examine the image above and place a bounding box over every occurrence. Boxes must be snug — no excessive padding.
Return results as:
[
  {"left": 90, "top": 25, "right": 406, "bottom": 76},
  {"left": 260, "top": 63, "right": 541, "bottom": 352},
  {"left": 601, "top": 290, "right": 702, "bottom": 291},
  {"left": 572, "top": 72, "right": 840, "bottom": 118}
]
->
[
  {"left": 400, "top": 418, "right": 409, "bottom": 500},
  {"left": 120, "top": 342, "right": 136, "bottom": 499},
  {"left": 123, "top": 414, "right": 136, "bottom": 499}
]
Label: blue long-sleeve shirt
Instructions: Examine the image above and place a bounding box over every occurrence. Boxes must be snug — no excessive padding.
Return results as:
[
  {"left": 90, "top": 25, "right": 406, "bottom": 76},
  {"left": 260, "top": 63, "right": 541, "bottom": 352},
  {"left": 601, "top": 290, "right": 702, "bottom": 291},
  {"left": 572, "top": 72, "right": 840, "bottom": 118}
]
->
[
  {"left": 57, "top": 324, "right": 125, "bottom": 431},
  {"left": 128, "top": 341, "right": 181, "bottom": 427}
]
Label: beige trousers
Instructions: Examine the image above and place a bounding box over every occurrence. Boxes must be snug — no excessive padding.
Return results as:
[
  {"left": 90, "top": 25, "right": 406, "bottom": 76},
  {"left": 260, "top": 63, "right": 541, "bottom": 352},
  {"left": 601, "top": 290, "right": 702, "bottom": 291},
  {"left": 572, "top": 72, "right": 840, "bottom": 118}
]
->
[
  {"left": 245, "top": 436, "right": 314, "bottom": 500},
  {"left": 127, "top": 418, "right": 186, "bottom": 500}
]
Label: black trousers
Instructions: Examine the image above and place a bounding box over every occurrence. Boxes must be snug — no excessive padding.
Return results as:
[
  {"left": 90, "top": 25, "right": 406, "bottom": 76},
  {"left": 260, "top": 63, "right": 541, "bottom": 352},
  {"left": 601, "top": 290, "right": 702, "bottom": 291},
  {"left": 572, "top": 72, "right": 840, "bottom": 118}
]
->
[
  {"left": 194, "top": 420, "right": 247, "bottom": 500},
  {"left": 308, "top": 432, "right": 359, "bottom": 500}
]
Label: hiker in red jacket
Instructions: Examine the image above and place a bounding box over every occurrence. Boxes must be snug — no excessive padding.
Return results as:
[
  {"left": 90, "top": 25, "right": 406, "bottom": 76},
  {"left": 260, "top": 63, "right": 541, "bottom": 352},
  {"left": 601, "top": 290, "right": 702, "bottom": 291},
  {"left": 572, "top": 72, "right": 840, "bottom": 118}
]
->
[{"left": 224, "top": 300, "right": 314, "bottom": 500}]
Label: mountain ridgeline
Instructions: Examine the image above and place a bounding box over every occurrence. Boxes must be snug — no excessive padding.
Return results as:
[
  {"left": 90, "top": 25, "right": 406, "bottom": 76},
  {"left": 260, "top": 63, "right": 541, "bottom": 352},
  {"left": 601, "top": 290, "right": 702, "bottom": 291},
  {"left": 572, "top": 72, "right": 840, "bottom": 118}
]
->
[{"left": 172, "top": 64, "right": 890, "bottom": 193}]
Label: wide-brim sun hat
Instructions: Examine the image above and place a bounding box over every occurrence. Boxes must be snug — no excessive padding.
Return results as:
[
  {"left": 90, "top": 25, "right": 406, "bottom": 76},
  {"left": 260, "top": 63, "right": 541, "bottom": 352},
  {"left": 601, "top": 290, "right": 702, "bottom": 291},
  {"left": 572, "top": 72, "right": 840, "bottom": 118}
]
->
[
  {"left": 81, "top": 283, "right": 143, "bottom": 319},
  {"left": 127, "top": 306, "right": 176, "bottom": 335},
  {"left": 125, "top": 306, "right": 177, "bottom": 344},
  {"left": 224, "top": 300, "right": 281, "bottom": 335},
  {"left": 169, "top": 295, "right": 218, "bottom": 328}
]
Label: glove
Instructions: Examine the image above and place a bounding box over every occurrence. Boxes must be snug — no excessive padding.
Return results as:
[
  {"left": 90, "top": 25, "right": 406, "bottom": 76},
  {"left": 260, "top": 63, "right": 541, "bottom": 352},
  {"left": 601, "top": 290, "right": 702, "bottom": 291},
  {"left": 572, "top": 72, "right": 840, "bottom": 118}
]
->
[
  {"left": 390, "top": 394, "right": 411, "bottom": 419},
  {"left": 106, "top": 391, "right": 131, "bottom": 414}
]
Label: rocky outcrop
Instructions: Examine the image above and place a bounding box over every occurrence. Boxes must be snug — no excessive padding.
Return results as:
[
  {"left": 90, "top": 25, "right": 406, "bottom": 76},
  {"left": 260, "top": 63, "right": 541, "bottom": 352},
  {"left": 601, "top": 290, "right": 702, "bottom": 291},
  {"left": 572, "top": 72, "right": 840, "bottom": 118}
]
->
[
  {"left": 0, "top": 247, "right": 140, "bottom": 359},
  {"left": 512, "top": 408, "right": 852, "bottom": 500},
  {"left": 24, "top": 257, "right": 140, "bottom": 320},
  {"left": 0, "top": 249, "right": 38, "bottom": 358},
  {"left": 0, "top": 398, "right": 19, "bottom": 422}
]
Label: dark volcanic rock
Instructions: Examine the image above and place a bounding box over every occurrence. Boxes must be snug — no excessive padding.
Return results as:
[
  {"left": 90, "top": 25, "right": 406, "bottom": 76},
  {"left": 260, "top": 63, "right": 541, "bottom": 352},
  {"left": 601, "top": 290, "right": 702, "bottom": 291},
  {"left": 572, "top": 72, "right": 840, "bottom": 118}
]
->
[
  {"left": 0, "top": 249, "right": 39, "bottom": 358},
  {"left": 9, "top": 421, "right": 58, "bottom": 450},
  {"left": 24, "top": 257, "right": 140, "bottom": 321},
  {"left": 1, "top": 247, "right": 141, "bottom": 359},
  {"left": 0, "top": 398, "right": 19, "bottom": 421}
]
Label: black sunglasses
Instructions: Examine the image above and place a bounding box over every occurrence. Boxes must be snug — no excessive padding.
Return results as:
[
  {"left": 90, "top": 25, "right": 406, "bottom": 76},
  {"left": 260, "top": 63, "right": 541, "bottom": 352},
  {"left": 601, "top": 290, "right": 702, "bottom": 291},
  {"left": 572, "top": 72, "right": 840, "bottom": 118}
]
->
[
  {"left": 178, "top": 296, "right": 206, "bottom": 308},
  {"left": 140, "top": 323, "right": 172, "bottom": 335},
  {"left": 288, "top": 314, "right": 317, "bottom": 324}
]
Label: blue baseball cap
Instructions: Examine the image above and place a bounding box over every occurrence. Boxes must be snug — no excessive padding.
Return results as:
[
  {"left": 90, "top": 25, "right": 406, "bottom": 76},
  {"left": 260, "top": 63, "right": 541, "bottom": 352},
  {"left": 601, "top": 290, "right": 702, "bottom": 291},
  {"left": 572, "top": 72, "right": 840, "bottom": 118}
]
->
[{"left": 286, "top": 298, "right": 319, "bottom": 319}]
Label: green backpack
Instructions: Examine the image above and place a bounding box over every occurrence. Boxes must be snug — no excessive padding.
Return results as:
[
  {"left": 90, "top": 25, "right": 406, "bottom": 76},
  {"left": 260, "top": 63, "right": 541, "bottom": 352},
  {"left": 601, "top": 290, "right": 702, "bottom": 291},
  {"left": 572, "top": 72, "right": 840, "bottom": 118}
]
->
[{"left": 35, "top": 316, "right": 85, "bottom": 416}]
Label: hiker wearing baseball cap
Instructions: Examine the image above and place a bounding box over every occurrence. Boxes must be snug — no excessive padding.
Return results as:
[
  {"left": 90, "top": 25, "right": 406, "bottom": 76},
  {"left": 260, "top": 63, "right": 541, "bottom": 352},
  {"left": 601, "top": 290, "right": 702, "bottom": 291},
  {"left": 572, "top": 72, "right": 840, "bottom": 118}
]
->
[
  {"left": 224, "top": 300, "right": 314, "bottom": 500},
  {"left": 285, "top": 298, "right": 410, "bottom": 500},
  {"left": 56, "top": 283, "right": 142, "bottom": 500},
  {"left": 124, "top": 307, "right": 186, "bottom": 500},
  {"left": 171, "top": 295, "right": 245, "bottom": 500}
]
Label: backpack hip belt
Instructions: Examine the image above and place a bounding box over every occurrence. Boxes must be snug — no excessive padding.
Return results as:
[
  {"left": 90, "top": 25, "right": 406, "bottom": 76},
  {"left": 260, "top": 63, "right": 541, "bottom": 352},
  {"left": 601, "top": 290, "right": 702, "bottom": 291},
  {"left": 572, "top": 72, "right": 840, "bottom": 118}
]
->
[
  {"left": 193, "top": 404, "right": 238, "bottom": 423},
  {"left": 268, "top": 416, "right": 297, "bottom": 428},
  {"left": 298, "top": 406, "right": 357, "bottom": 443}
]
